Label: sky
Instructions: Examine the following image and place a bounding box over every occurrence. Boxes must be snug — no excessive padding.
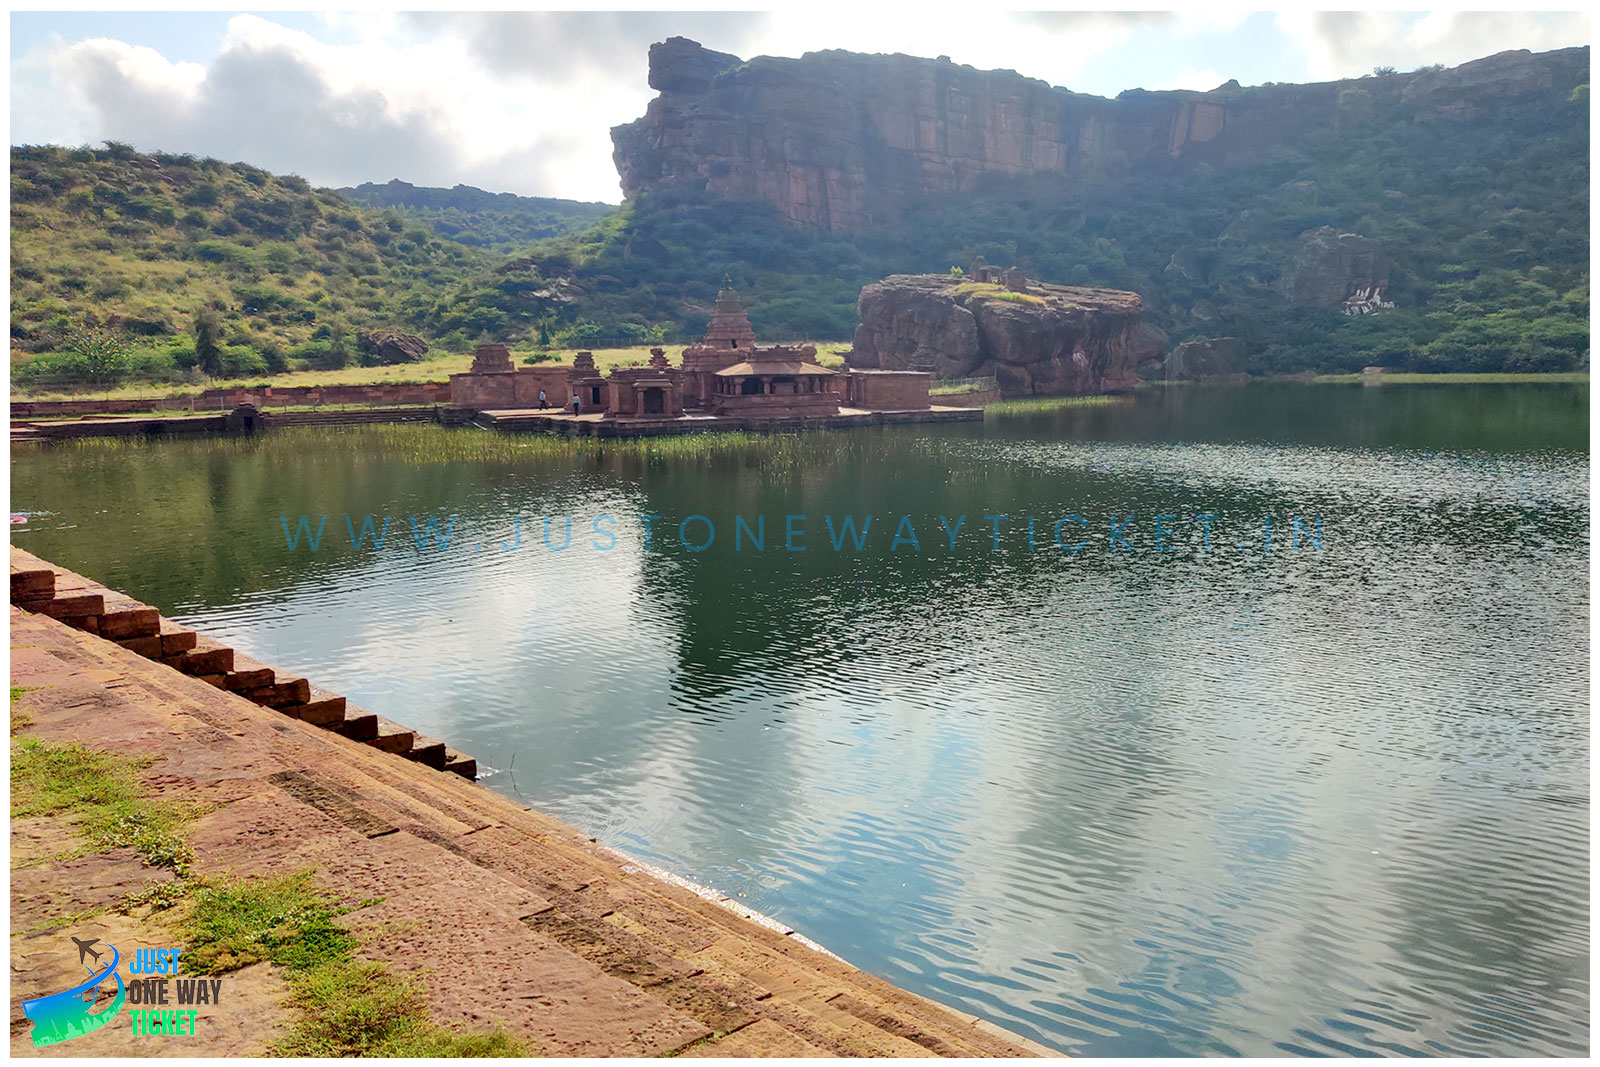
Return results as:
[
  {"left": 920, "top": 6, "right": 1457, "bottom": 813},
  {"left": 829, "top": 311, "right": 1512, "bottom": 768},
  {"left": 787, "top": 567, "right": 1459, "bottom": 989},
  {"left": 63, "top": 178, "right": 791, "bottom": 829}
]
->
[{"left": 8, "top": 8, "right": 1591, "bottom": 204}]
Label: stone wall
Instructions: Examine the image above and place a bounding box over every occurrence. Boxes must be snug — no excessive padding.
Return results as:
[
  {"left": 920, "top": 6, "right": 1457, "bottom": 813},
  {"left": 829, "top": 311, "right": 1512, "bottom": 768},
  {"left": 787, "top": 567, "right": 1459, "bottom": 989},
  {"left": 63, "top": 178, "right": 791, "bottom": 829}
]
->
[
  {"left": 13, "top": 382, "right": 451, "bottom": 418},
  {"left": 931, "top": 388, "right": 1001, "bottom": 407},
  {"left": 843, "top": 371, "right": 933, "bottom": 411},
  {"left": 447, "top": 367, "right": 573, "bottom": 410}
]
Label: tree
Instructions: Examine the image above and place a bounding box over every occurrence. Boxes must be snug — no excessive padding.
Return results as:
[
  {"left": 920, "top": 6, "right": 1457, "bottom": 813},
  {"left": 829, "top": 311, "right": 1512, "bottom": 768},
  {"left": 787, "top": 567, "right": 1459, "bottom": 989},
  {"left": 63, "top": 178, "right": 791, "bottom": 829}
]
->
[
  {"left": 67, "top": 324, "right": 130, "bottom": 391},
  {"left": 1372, "top": 65, "right": 1398, "bottom": 76},
  {"left": 193, "top": 309, "right": 223, "bottom": 376},
  {"left": 325, "top": 326, "right": 350, "bottom": 369}
]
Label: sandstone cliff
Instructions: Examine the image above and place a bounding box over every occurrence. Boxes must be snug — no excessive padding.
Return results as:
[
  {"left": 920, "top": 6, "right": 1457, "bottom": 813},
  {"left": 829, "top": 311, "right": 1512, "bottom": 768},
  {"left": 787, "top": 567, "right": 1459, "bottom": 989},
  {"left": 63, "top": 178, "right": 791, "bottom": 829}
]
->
[
  {"left": 612, "top": 40, "right": 1589, "bottom": 232},
  {"left": 851, "top": 274, "right": 1162, "bottom": 396}
]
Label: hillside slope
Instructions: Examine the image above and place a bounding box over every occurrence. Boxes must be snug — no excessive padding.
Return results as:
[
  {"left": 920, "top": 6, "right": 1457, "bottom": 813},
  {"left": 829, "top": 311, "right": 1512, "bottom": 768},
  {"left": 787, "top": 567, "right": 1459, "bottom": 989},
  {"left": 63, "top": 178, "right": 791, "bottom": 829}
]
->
[
  {"left": 10, "top": 145, "right": 504, "bottom": 386},
  {"left": 338, "top": 179, "right": 614, "bottom": 251}
]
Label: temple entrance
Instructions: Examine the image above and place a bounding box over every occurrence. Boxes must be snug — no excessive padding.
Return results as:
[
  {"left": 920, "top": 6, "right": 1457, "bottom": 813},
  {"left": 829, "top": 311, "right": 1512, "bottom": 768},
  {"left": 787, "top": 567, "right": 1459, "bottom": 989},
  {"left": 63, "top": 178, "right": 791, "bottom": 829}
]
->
[
  {"left": 740, "top": 377, "right": 763, "bottom": 395},
  {"left": 642, "top": 387, "right": 665, "bottom": 415}
]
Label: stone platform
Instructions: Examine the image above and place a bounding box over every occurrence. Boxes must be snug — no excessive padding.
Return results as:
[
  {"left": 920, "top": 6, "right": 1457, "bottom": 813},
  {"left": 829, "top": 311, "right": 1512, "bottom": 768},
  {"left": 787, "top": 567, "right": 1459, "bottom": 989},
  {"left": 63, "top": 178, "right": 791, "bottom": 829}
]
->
[
  {"left": 474, "top": 406, "right": 983, "bottom": 437},
  {"left": 9, "top": 572, "right": 1054, "bottom": 1056}
]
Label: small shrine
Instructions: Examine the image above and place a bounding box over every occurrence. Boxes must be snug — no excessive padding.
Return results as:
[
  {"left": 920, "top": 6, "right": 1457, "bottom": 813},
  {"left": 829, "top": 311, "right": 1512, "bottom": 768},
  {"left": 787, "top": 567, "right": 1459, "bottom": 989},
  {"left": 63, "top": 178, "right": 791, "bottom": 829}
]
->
[{"left": 605, "top": 347, "right": 684, "bottom": 418}]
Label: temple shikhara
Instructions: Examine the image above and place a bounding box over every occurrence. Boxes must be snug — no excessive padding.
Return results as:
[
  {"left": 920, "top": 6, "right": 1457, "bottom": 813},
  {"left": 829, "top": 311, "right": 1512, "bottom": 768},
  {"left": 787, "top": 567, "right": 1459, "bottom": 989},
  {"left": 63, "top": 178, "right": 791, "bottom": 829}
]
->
[{"left": 448, "top": 283, "right": 973, "bottom": 435}]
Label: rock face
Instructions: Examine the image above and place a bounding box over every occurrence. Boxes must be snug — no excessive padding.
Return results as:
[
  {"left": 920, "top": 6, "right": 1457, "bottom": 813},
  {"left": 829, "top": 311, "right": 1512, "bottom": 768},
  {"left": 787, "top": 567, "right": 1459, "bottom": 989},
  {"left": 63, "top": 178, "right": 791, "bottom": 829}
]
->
[
  {"left": 851, "top": 274, "right": 1159, "bottom": 396},
  {"left": 1276, "top": 227, "right": 1391, "bottom": 306},
  {"left": 1165, "top": 337, "right": 1246, "bottom": 380},
  {"left": 356, "top": 329, "right": 429, "bottom": 365},
  {"left": 612, "top": 40, "right": 1588, "bottom": 232}
]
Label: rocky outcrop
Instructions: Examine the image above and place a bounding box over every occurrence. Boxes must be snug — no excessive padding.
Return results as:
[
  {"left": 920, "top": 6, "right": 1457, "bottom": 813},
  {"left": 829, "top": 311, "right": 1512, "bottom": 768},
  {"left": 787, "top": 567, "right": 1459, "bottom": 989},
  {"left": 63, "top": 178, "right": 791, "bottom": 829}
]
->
[
  {"left": 851, "top": 274, "right": 1160, "bottom": 396},
  {"left": 612, "top": 40, "right": 1588, "bottom": 232},
  {"left": 1165, "top": 337, "right": 1245, "bottom": 380},
  {"left": 1277, "top": 227, "right": 1391, "bottom": 307},
  {"left": 356, "top": 329, "right": 429, "bottom": 365}
]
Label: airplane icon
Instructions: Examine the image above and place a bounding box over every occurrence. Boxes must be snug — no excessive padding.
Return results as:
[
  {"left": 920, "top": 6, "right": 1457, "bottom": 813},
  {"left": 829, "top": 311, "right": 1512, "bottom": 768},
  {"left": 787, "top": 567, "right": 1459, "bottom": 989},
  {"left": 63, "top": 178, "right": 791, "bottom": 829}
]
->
[{"left": 70, "top": 937, "right": 103, "bottom": 966}]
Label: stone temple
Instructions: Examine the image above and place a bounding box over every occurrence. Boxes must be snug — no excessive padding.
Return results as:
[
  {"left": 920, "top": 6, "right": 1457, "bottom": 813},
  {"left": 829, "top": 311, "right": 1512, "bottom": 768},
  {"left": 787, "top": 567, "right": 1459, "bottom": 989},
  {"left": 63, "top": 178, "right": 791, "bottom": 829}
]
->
[{"left": 448, "top": 284, "right": 966, "bottom": 435}]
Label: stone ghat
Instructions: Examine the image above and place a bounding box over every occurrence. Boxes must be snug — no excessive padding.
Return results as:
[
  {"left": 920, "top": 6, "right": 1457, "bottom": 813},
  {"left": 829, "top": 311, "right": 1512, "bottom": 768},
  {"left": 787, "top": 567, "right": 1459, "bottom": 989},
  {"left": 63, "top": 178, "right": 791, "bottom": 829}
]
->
[
  {"left": 474, "top": 405, "right": 983, "bottom": 436},
  {"left": 9, "top": 547, "right": 475, "bottom": 779},
  {"left": 9, "top": 554, "right": 1057, "bottom": 1056}
]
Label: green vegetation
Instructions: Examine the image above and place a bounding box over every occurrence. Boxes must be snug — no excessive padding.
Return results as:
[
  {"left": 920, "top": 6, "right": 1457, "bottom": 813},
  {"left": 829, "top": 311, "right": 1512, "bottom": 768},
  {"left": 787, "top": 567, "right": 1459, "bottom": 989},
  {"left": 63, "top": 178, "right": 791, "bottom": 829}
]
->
[
  {"left": 951, "top": 281, "right": 1045, "bottom": 305},
  {"left": 10, "top": 144, "right": 497, "bottom": 390},
  {"left": 11, "top": 736, "right": 194, "bottom": 873},
  {"left": 180, "top": 871, "right": 526, "bottom": 1056},
  {"left": 338, "top": 179, "right": 612, "bottom": 253},
  {"left": 986, "top": 396, "right": 1132, "bottom": 416}
]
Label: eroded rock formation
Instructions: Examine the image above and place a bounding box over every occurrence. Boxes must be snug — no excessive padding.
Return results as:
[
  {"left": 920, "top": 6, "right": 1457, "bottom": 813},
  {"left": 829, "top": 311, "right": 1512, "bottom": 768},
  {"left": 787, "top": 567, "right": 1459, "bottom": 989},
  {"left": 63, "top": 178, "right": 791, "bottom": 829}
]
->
[
  {"left": 356, "top": 329, "right": 429, "bottom": 365},
  {"left": 612, "top": 39, "right": 1587, "bottom": 232},
  {"left": 1165, "top": 337, "right": 1246, "bottom": 380},
  {"left": 851, "top": 274, "right": 1161, "bottom": 396},
  {"left": 1276, "top": 227, "right": 1392, "bottom": 307}
]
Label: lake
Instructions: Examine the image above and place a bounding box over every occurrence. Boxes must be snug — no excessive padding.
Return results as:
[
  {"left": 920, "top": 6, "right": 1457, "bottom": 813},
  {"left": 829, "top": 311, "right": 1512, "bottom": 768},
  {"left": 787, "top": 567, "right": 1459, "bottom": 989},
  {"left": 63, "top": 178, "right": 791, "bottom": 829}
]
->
[{"left": 11, "top": 382, "right": 1589, "bottom": 1056}]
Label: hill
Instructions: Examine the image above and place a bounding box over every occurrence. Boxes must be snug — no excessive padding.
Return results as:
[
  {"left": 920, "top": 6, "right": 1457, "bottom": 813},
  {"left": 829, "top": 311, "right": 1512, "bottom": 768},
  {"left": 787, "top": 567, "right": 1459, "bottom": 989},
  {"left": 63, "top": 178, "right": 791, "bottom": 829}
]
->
[
  {"left": 9, "top": 144, "right": 506, "bottom": 389},
  {"left": 337, "top": 179, "right": 614, "bottom": 251},
  {"left": 577, "top": 41, "right": 1591, "bottom": 373},
  {"left": 10, "top": 43, "right": 1591, "bottom": 391}
]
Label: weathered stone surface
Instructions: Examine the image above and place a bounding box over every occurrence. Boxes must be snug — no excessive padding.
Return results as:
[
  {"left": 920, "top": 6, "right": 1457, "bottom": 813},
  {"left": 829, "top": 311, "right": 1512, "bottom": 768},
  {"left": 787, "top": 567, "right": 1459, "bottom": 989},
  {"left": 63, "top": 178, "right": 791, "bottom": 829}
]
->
[
  {"left": 356, "top": 328, "right": 429, "bottom": 364},
  {"left": 648, "top": 37, "right": 744, "bottom": 95},
  {"left": 1165, "top": 336, "right": 1246, "bottom": 380},
  {"left": 852, "top": 274, "right": 1156, "bottom": 396},
  {"left": 613, "top": 41, "right": 1588, "bottom": 232},
  {"left": 1276, "top": 226, "right": 1391, "bottom": 307}
]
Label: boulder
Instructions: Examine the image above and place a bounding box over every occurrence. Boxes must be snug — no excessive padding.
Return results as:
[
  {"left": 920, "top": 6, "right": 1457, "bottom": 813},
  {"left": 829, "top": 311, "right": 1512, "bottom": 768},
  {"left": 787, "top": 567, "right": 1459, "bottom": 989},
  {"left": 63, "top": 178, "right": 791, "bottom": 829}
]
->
[
  {"left": 851, "top": 274, "right": 1149, "bottom": 396},
  {"left": 1165, "top": 337, "right": 1246, "bottom": 380},
  {"left": 356, "top": 329, "right": 429, "bottom": 365}
]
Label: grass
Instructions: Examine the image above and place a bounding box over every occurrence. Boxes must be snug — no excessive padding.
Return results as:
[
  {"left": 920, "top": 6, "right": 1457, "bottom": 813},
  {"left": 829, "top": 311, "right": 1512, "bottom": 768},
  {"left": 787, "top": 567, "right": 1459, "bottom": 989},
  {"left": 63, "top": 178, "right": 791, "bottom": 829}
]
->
[
  {"left": 10, "top": 736, "right": 195, "bottom": 873},
  {"left": 1312, "top": 371, "right": 1590, "bottom": 384},
  {"left": 48, "top": 421, "right": 868, "bottom": 473},
  {"left": 11, "top": 686, "right": 34, "bottom": 734},
  {"left": 985, "top": 395, "right": 1132, "bottom": 416},
  {"left": 180, "top": 871, "right": 527, "bottom": 1056},
  {"left": 951, "top": 281, "right": 1047, "bottom": 305}
]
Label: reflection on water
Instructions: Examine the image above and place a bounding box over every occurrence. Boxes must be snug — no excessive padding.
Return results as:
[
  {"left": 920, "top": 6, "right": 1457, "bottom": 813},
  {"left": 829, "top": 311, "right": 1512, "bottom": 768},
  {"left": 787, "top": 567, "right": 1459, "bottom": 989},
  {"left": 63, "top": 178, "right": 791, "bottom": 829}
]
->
[{"left": 11, "top": 383, "right": 1589, "bottom": 1056}]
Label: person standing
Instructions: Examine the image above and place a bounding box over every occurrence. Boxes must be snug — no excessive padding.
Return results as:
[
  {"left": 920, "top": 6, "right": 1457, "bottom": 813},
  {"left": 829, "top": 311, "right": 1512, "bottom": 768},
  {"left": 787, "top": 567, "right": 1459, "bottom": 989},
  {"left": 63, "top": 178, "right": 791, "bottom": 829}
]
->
[
  {"left": 572, "top": 394, "right": 581, "bottom": 416},
  {"left": 539, "top": 388, "right": 548, "bottom": 408}
]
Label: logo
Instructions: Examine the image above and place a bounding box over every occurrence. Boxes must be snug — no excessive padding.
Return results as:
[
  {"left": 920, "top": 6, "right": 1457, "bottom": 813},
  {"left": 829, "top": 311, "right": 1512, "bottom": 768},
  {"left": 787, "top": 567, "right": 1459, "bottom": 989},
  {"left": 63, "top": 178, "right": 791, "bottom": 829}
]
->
[
  {"left": 21, "top": 936, "right": 125, "bottom": 1047},
  {"left": 21, "top": 934, "right": 218, "bottom": 1047}
]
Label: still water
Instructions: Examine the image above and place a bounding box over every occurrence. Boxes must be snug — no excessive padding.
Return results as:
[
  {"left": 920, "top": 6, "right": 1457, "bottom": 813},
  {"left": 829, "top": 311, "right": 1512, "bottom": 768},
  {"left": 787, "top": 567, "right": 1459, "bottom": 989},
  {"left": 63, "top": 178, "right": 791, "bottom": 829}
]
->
[{"left": 11, "top": 384, "right": 1589, "bottom": 1056}]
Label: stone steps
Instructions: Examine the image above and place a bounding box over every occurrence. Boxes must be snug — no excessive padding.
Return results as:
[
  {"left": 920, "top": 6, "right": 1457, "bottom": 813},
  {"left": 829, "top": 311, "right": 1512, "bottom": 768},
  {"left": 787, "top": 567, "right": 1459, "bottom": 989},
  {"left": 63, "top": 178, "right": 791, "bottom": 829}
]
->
[{"left": 9, "top": 546, "right": 478, "bottom": 780}]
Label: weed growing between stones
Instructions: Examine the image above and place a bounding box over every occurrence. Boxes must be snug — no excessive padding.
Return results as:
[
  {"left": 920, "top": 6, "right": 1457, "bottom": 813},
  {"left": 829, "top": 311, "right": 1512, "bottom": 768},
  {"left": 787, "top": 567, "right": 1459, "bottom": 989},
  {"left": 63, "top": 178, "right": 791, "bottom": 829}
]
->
[{"left": 10, "top": 737, "right": 194, "bottom": 874}]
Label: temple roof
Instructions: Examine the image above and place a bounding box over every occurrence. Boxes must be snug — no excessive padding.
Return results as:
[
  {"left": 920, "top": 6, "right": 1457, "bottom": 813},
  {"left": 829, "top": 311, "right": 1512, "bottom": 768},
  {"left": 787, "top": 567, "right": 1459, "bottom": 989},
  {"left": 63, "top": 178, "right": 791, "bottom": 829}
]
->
[{"left": 714, "top": 360, "right": 837, "bottom": 376}]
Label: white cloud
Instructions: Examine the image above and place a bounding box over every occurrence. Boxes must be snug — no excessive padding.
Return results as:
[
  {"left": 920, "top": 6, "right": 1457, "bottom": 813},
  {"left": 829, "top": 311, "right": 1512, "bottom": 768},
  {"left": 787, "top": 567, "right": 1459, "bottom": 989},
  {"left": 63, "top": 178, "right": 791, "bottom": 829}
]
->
[
  {"left": 1277, "top": 10, "right": 1590, "bottom": 81},
  {"left": 1149, "top": 68, "right": 1227, "bottom": 93},
  {"left": 14, "top": 13, "right": 649, "bottom": 201}
]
